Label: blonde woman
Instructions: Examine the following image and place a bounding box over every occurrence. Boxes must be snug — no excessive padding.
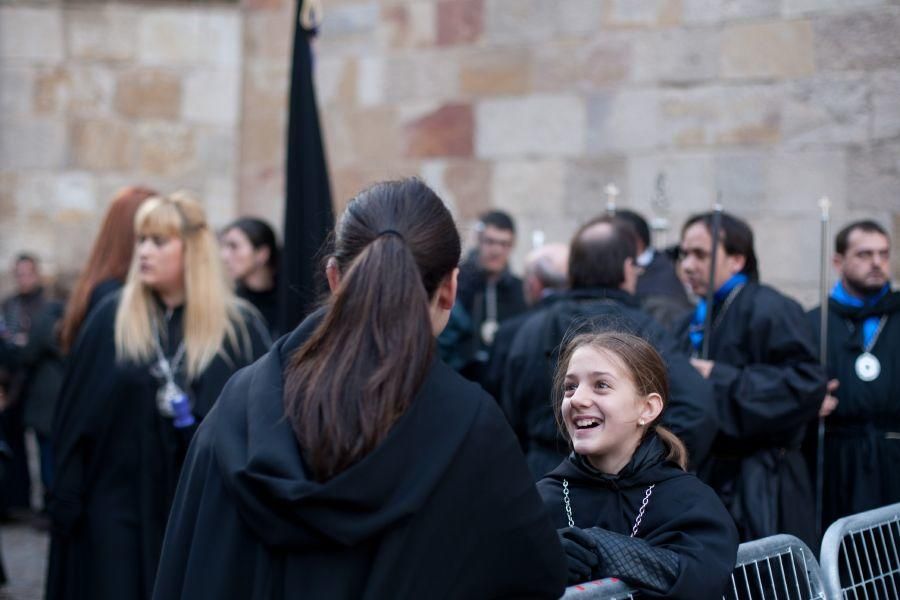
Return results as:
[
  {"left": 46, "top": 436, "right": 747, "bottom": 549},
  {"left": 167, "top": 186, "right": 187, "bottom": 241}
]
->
[{"left": 46, "top": 193, "right": 270, "bottom": 600}]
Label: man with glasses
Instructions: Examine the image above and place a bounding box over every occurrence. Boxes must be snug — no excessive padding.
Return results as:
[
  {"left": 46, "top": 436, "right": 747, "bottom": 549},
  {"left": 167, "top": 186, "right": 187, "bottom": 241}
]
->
[{"left": 438, "top": 210, "right": 527, "bottom": 384}]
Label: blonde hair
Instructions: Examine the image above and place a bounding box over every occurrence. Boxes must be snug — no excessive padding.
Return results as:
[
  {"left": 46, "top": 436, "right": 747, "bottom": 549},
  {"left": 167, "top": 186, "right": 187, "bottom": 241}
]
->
[
  {"left": 552, "top": 331, "right": 689, "bottom": 471},
  {"left": 114, "top": 192, "right": 252, "bottom": 379}
]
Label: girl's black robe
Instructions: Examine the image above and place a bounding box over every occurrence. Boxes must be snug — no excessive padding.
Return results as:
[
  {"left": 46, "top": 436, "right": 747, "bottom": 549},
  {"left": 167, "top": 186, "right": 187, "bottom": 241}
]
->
[
  {"left": 46, "top": 294, "right": 270, "bottom": 600},
  {"left": 151, "top": 314, "right": 567, "bottom": 600},
  {"left": 538, "top": 434, "right": 739, "bottom": 599}
]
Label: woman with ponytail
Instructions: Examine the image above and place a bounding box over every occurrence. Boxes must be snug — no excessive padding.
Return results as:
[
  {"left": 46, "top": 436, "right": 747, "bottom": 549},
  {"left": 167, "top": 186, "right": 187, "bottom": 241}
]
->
[
  {"left": 47, "top": 192, "right": 270, "bottom": 600},
  {"left": 538, "top": 331, "right": 738, "bottom": 599},
  {"left": 153, "top": 179, "right": 566, "bottom": 600}
]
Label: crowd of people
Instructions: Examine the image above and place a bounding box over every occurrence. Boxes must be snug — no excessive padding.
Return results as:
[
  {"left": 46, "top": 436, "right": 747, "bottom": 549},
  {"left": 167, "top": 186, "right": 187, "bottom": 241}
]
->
[{"left": 0, "top": 178, "right": 895, "bottom": 599}]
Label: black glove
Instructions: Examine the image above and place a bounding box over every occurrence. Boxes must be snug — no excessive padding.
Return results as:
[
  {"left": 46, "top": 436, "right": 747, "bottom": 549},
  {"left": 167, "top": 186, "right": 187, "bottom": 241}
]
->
[
  {"left": 558, "top": 527, "right": 600, "bottom": 585},
  {"left": 581, "top": 527, "right": 680, "bottom": 595}
]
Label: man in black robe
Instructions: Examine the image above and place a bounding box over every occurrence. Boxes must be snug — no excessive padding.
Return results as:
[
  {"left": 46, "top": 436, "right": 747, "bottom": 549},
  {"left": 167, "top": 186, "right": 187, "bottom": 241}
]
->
[
  {"left": 437, "top": 210, "right": 527, "bottom": 383},
  {"left": 675, "top": 211, "right": 825, "bottom": 547},
  {"left": 807, "top": 220, "right": 899, "bottom": 529},
  {"left": 501, "top": 217, "right": 717, "bottom": 480}
]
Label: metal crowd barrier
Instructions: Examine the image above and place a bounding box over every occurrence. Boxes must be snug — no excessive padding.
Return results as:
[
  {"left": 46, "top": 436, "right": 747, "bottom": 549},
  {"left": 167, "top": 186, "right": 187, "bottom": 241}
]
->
[
  {"left": 820, "top": 502, "right": 900, "bottom": 599},
  {"left": 561, "top": 534, "right": 825, "bottom": 600},
  {"left": 726, "top": 534, "right": 826, "bottom": 600}
]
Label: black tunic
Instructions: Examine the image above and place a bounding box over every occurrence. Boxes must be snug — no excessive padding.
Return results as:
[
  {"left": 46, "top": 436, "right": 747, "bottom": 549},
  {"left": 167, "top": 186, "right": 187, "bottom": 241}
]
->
[
  {"left": 236, "top": 283, "right": 280, "bottom": 338},
  {"left": 674, "top": 281, "right": 826, "bottom": 547},
  {"left": 807, "top": 291, "right": 900, "bottom": 528},
  {"left": 538, "top": 434, "right": 739, "bottom": 599},
  {"left": 502, "top": 288, "right": 717, "bottom": 479},
  {"left": 46, "top": 294, "right": 269, "bottom": 600},
  {"left": 152, "top": 314, "right": 567, "bottom": 600}
]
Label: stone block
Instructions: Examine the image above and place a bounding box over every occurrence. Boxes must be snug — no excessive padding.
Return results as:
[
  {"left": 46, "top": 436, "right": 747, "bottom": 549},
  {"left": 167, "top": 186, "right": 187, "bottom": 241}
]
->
[
  {"left": 782, "top": 74, "right": 869, "bottom": 146},
  {"left": 136, "top": 123, "right": 197, "bottom": 177},
  {"left": 315, "top": 56, "right": 357, "bottom": 106},
  {"left": 659, "top": 86, "right": 718, "bottom": 147},
  {"left": 751, "top": 214, "right": 822, "bottom": 289},
  {"left": 34, "top": 65, "right": 115, "bottom": 117},
  {"left": 459, "top": 48, "right": 530, "bottom": 96},
  {"left": 586, "top": 89, "right": 659, "bottom": 153},
  {"left": 66, "top": 5, "right": 139, "bottom": 62},
  {"left": 437, "top": 0, "right": 483, "bottom": 46},
  {"left": 872, "top": 69, "right": 900, "bottom": 140},
  {"left": 71, "top": 118, "right": 134, "bottom": 170},
  {"left": 533, "top": 37, "right": 631, "bottom": 92},
  {"left": 627, "top": 153, "right": 717, "bottom": 217},
  {"left": 491, "top": 159, "right": 566, "bottom": 217},
  {"left": 563, "top": 158, "right": 629, "bottom": 218},
  {"left": 115, "top": 68, "right": 182, "bottom": 119},
  {"left": 182, "top": 69, "right": 241, "bottom": 126},
  {"left": 244, "top": 11, "right": 293, "bottom": 64},
  {"left": 319, "top": 1, "right": 379, "bottom": 37},
  {"left": 714, "top": 150, "right": 768, "bottom": 210},
  {"left": 557, "top": 0, "right": 605, "bottom": 36},
  {"left": 847, "top": 141, "right": 900, "bottom": 212},
  {"left": 484, "top": 0, "right": 558, "bottom": 44},
  {"left": 383, "top": 53, "right": 459, "bottom": 102},
  {"left": 783, "top": 0, "right": 887, "bottom": 17},
  {"left": 0, "top": 67, "right": 33, "bottom": 116},
  {"left": 766, "top": 150, "right": 847, "bottom": 215},
  {"left": 0, "top": 172, "right": 18, "bottom": 221},
  {"left": 476, "top": 94, "right": 586, "bottom": 158},
  {"left": 721, "top": 20, "right": 815, "bottom": 79},
  {"left": 138, "top": 9, "right": 241, "bottom": 68},
  {"left": 403, "top": 103, "right": 473, "bottom": 158},
  {"left": 682, "top": 0, "right": 778, "bottom": 24},
  {"left": 381, "top": 2, "right": 437, "bottom": 48},
  {"left": 14, "top": 171, "right": 95, "bottom": 217},
  {"left": 0, "top": 6, "right": 64, "bottom": 62},
  {"left": 357, "top": 57, "right": 384, "bottom": 106},
  {"left": 238, "top": 164, "right": 284, "bottom": 228},
  {"left": 202, "top": 177, "right": 237, "bottom": 230},
  {"left": 648, "top": 29, "right": 720, "bottom": 84},
  {"left": 715, "top": 84, "right": 781, "bottom": 145},
  {"left": 0, "top": 119, "right": 67, "bottom": 169},
  {"left": 814, "top": 8, "right": 900, "bottom": 71},
  {"left": 443, "top": 160, "right": 492, "bottom": 219},
  {"left": 601, "top": 0, "right": 683, "bottom": 29}
]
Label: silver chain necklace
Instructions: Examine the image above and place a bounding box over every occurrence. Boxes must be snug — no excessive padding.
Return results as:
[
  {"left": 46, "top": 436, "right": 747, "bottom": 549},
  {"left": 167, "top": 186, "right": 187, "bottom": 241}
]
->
[{"left": 562, "top": 479, "right": 655, "bottom": 538}]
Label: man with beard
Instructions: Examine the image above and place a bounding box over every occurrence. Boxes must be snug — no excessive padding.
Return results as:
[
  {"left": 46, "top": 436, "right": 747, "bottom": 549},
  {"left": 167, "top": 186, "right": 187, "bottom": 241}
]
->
[
  {"left": 675, "top": 212, "right": 825, "bottom": 547},
  {"left": 807, "top": 220, "right": 899, "bottom": 530},
  {"left": 502, "top": 216, "right": 716, "bottom": 480}
]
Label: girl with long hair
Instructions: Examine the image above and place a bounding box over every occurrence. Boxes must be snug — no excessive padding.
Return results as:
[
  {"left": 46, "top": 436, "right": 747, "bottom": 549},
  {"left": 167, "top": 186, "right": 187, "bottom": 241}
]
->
[
  {"left": 539, "top": 331, "right": 738, "bottom": 599},
  {"left": 46, "top": 192, "right": 270, "bottom": 600},
  {"left": 153, "top": 178, "right": 566, "bottom": 599},
  {"left": 219, "top": 217, "right": 280, "bottom": 336},
  {"left": 59, "top": 186, "right": 158, "bottom": 353}
]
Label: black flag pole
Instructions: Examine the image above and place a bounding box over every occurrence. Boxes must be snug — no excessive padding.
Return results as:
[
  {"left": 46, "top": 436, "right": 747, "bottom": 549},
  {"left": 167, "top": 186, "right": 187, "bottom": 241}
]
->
[
  {"left": 815, "top": 196, "right": 831, "bottom": 539},
  {"left": 279, "top": 2, "right": 335, "bottom": 334},
  {"left": 701, "top": 201, "right": 723, "bottom": 360}
]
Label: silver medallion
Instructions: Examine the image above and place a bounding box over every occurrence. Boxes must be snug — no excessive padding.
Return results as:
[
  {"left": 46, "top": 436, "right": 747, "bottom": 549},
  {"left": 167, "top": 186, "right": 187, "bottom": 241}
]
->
[
  {"left": 481, "top": 319, "right": 499, "bottom": 346},
  {"left": 156, "top": 380, "right": 186, "bottom": 417},
  {"left": 855, "top": 352, "right": 881, "bottom": 382}
]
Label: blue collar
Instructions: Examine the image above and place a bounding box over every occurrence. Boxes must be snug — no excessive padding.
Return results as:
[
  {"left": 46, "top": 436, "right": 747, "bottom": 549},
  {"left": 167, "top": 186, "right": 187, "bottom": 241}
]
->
[
  {"left": 830, "top": 281, "right": 890, "bottom": 308},
  {"left": 689, "top": 274, "right": 748, "bottom": 350}
]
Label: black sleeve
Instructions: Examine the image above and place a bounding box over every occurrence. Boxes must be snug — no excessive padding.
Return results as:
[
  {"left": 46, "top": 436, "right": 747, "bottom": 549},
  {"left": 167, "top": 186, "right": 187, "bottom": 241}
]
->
[
  {"left": 582, "top": 528, "right": 679, "bottom": 594},
  {"left": 710, "top": 294, "right": 826, "bottom": 438}
]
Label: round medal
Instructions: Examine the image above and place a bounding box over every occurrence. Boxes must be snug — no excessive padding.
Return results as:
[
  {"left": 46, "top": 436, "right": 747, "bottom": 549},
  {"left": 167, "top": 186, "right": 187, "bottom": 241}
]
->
[
  {"left": 481, "top": 319, "right": 499, "bottom": 346},
  {"left": 157, "top": 380, "right": 186, "bottom": 417},
  {"left": 855, "top": 352, "right": 881, "bottom": 382}
]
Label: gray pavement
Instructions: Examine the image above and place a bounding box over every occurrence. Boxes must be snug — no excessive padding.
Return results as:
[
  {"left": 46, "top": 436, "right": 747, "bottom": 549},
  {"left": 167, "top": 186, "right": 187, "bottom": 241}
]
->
[{"left": 0, "top": 520, "right": 48, "bottom": 600}]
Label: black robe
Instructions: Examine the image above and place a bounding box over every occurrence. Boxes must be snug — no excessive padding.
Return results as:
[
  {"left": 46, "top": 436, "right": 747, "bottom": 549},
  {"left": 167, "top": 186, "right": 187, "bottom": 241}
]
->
[
  {"left": 153, "top": 314, "right": 567, "bottom": 600},
  {"left": 806, "top": 290, "right": 900, "bottom": 529},
  {"left": 236, "top": 283, "right": 280, "bottom": 338},
  {"left": 674, "top": 281, "right": 826, "bottom": 547},
  {"left": 538, "top": 434, "right": 739, "bottom": 599},
  {"left": 502, "top": 288, "right": 717, "bottom": 479},
  {"left": 46, "top": 294, "right": 269, "bottom": 600}
]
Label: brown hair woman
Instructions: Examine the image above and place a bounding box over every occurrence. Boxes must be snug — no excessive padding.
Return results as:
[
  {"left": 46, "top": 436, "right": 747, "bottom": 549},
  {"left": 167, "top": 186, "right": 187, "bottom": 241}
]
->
[
  {"left": 152, "top": 178, "right": 568, "bottom": 600},
  {"left": 538, "top": 331, "right": 739, "bottom": 598}
]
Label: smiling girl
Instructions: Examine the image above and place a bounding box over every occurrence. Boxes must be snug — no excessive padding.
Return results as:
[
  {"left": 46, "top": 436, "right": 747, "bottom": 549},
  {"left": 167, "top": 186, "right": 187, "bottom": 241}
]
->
[{"left": 538, "top": 331, "right": 738, "bottom": 599}]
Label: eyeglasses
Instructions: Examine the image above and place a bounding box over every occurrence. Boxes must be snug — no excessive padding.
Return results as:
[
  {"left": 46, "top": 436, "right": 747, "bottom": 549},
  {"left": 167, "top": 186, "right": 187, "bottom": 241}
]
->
[{"left": 480, "top": 236, "right": 513, "bottom": 250}]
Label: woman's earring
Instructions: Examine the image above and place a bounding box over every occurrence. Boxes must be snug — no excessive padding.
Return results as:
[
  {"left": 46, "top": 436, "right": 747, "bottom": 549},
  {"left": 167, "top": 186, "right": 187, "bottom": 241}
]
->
[{"left": 638, "top": 419, "right": 645, "bottom": 427}]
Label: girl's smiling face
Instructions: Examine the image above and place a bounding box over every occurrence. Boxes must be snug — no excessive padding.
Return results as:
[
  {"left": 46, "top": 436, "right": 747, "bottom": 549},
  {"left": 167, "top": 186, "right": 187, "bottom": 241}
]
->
[{"left": 562, "top": 345, "right": 660, "bottom": 474}]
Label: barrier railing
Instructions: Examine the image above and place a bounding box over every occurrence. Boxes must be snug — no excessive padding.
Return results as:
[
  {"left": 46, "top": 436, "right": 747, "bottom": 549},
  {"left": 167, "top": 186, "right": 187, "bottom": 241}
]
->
[
  {"left": 562, "top": 578, "right": 636, "bottom": 599},
  {"left": 820, "top": 502, "right": 900, "bottom": 599},
  {"left": 726, "top": 534, "right": 826, "bottom": 600}
]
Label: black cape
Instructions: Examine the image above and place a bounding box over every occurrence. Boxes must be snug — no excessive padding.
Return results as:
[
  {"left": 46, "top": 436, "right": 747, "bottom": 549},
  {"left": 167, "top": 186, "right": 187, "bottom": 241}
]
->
[
  {"left": 46, "top": 294, "right": 270, "bottom": 600},
  {"left": 674, "top": 281, "right": 826, "bottom": 547},
  {"left": 806, "top": 290, "right": 900, "bottom": 528},
  {"left": 152, "top": 314, "right": 567, "bottom": 600},
  {"left": 538, "top": 433, "right": 739, "bottom": 599},
  {"left": 635, "top": 251, "right": 692, "bottom": 332},
  {"left": 502, "top": 288, "right": 717, "bottom": 479}
]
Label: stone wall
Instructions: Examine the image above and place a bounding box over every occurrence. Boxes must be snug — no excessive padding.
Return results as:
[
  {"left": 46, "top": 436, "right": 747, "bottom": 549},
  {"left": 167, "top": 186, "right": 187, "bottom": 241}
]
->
[
  {"left": 314, "top": 0, "right": 900, "bottom": 306},
  {"left": 1, "top": 0, "right": 899, "bottom": 306},
  {"left": 0, "top": 1, "right": 246, "bottom": 294}
]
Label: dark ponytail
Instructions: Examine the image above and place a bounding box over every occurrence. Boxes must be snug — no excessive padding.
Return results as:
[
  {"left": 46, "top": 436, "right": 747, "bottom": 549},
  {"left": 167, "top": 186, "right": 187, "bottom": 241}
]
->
[{"left": 284, "top": 179, "right": 461, "bottom": 481}]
